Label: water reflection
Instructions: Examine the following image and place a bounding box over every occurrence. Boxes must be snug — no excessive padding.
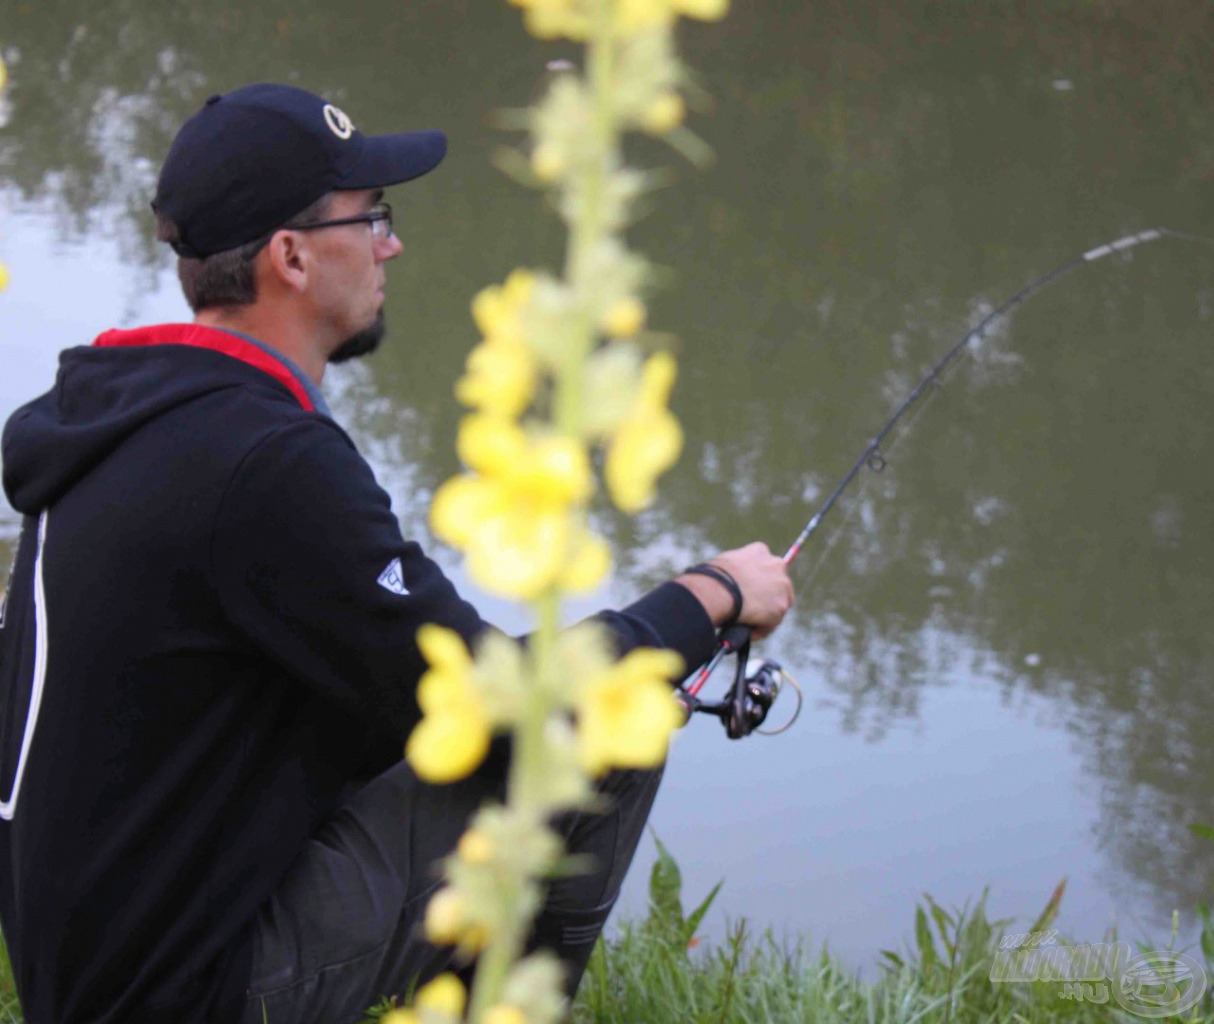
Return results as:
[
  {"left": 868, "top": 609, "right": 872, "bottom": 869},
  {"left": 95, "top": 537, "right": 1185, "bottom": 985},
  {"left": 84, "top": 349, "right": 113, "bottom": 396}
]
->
[{"left": 2, "top": 0, "right": 1212, "bottom": 954}]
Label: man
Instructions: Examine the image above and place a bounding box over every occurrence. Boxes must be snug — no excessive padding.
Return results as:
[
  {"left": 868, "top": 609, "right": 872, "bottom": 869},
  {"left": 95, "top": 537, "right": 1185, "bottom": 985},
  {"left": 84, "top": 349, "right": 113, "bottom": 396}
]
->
[{"left": 0, "top": 84, "right": 793, "bottom": 1024}]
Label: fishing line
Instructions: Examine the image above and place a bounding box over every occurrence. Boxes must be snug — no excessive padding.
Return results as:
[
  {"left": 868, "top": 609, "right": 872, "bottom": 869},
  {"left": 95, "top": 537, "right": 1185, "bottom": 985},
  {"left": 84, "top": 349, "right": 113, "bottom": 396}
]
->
[{"left": 679, "top": 225, "right": 1214, "bottom": 735}]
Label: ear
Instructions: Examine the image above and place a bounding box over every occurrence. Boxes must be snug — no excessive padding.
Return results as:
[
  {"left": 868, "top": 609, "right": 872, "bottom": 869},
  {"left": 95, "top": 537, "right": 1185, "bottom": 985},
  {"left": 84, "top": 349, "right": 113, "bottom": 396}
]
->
[{"left": 262, "top": 230, "right": 311, "bottom": 294}]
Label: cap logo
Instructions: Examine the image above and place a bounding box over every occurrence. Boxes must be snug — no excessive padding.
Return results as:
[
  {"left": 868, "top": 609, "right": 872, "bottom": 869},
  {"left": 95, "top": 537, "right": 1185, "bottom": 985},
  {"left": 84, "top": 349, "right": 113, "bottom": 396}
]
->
[{"left": 323, "top": 103, "right": 355, "bottom": 140}]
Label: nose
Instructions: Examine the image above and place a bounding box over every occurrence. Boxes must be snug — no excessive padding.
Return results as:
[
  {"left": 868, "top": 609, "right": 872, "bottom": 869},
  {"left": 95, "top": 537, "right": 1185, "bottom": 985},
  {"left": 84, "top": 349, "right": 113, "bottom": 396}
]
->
[{"left": 375, "top": 233, "right": 403, "bottom": 262}]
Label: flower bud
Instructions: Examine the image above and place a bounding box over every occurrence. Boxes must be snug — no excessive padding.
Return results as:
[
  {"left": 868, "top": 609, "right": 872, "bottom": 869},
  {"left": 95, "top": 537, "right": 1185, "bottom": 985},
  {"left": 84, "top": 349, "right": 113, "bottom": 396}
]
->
[
  {"left": 642, "top": 92, "right": 685, "bottom": 134},
  {"left": 458, "top": 828, "right": 495, "bottom": 865},
  {"left": 424, "top": 888, "right": 466, "bottom": 945},
  {"left": 531, "top": 143, "right": 566, "bottom": 182},
  {"left": 416, "top": 973, "right": 467, "bottom": 1017},
  {"left": 676, "top": 0, "right": 730, "bottom": 20},
  {"left": 603, "top": 297, "right": 646, "bottom": 338}
]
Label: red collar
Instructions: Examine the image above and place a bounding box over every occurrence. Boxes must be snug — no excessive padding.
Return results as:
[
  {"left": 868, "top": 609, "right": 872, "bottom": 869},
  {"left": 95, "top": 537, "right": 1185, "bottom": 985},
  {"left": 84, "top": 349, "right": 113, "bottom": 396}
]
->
[{"left": 93, "top": 323, "right": 315, "bottom": 412}]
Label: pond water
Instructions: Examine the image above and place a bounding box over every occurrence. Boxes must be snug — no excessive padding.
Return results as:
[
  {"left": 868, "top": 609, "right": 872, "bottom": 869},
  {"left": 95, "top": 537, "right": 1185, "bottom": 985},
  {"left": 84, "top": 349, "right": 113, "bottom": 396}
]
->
[{"left": 2, "top": 0, "right": 1212, "bottom": 971}]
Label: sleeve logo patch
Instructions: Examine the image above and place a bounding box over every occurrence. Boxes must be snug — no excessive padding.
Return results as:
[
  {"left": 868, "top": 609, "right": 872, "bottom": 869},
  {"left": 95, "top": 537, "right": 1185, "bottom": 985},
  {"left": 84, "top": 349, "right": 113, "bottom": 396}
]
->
[{"left": 377, "top": 557, "right": 410, "bottom": 596}]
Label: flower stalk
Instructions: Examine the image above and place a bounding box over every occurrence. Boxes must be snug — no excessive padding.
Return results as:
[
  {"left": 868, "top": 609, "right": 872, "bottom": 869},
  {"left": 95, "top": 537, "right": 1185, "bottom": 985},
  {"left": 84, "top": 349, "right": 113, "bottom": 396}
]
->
[{"left": 394, "top": 1, "right": 728, "bottom": 1021}]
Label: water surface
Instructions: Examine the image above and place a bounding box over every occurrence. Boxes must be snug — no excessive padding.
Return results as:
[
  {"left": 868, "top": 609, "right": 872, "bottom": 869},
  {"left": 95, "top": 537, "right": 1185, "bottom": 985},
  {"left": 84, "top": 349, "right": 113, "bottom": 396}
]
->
[{"left": 1, "top": 0, "right": 1212, "bottom": 968}]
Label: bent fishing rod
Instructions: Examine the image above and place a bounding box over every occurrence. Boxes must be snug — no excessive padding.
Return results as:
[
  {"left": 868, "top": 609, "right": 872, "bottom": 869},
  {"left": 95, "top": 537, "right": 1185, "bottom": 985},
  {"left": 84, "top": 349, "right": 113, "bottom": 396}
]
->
[{"left": 677, "top": 226, "right": 1213, "bottom": 740}]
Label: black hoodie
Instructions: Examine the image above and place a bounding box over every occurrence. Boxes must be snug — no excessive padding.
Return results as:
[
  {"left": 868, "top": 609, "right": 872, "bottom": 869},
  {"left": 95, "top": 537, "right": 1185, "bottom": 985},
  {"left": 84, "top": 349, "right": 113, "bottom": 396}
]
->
[{"left": 0, "top": 323, "right": 715, "bottom": 1024}]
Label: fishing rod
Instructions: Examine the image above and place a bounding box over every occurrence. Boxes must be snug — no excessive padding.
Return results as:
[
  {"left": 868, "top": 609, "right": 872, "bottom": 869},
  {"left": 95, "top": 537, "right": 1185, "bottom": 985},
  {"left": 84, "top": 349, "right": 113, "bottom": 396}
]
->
[{"left": 677, "top": 226, "right": 1211, "bottom": 739}]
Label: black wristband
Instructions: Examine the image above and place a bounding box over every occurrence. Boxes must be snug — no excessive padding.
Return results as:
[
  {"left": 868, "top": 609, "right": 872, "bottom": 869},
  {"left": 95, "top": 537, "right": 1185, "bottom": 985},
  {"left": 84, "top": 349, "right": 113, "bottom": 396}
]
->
[{"left": 682, "top": 563, "right": 743, "bottom": 627}]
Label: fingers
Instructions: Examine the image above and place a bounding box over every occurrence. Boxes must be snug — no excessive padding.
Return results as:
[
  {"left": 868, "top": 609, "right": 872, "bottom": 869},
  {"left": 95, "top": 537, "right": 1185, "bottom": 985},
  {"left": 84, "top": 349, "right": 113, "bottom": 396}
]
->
[{"left": 707, "top": 541, "right": 795, "bottom": 637}]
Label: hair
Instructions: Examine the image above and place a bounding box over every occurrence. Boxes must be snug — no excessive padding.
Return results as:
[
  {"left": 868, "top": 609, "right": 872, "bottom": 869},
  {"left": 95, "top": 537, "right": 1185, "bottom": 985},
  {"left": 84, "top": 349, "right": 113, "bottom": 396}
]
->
[{"left": 154, "top": 193, "right": 334, "bottom": 312}]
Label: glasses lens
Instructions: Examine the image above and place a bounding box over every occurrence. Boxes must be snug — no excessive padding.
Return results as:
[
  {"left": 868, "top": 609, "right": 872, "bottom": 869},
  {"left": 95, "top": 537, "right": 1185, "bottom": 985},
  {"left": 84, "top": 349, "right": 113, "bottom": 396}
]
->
[{"left": 372, "top": 204, "right": 393, "bottom": 239}]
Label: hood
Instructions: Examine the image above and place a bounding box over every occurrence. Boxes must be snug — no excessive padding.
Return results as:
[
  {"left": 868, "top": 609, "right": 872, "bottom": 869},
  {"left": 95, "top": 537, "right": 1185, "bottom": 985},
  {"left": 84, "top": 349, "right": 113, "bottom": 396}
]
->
[{"left": 2, "top": 324, "right": 314, "bottom": 514}]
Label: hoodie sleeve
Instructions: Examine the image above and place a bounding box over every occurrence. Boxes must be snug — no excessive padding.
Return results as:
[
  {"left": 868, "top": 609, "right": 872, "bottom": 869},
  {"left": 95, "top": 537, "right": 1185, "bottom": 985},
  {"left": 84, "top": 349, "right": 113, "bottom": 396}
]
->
[{"left": 211, "top": 418, "right": 717, "bottom": 740}]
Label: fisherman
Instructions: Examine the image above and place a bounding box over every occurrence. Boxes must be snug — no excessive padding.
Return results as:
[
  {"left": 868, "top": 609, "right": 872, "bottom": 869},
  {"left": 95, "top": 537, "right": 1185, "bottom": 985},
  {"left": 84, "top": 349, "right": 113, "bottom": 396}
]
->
[{"left": 0, "top": 83, "right": 793, "bottom": 1024}]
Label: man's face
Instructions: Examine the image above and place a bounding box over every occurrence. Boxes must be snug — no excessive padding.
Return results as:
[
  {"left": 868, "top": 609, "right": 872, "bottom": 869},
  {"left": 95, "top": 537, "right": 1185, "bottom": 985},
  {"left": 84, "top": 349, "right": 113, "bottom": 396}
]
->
[{"left": 299, "top": 187, "right": 402, "bottom": 364}]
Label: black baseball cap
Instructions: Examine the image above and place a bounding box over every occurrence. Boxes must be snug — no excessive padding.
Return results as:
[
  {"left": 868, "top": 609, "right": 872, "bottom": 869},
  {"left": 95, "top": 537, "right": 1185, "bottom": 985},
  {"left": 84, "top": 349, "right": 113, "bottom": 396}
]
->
[{"left": 153, "top": 83, "right": 447, "bottom": 258}]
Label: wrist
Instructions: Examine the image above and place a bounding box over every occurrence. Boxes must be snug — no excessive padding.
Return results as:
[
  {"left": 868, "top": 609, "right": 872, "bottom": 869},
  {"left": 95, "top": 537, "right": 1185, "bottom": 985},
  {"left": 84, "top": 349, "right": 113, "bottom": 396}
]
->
[{"left": 675, "top": 562, "right": 743, "bottom": 628}]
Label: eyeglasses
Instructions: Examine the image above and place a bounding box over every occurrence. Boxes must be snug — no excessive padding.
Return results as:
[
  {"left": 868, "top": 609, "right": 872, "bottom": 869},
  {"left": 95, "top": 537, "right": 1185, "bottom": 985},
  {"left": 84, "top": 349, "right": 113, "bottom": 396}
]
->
[
  {"left": 239, "top": 202, "right": 394, "bottom": 261},
  {"left": 289, "top": 202, "right": 394, "bottom": 240}
]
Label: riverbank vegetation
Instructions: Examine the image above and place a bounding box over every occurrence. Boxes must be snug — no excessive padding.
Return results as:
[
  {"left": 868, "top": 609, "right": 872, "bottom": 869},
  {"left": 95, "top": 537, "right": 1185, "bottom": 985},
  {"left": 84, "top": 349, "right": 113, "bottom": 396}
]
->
[
  {"left": 348, "top": 840, "right": 1214, "bottom": 1024},
  {"left": 568, "top": 841, "right": 1213, "bottom": 1024},
  {"left": 1, "top": 839, "right": 1210, "bottom": 1023}
]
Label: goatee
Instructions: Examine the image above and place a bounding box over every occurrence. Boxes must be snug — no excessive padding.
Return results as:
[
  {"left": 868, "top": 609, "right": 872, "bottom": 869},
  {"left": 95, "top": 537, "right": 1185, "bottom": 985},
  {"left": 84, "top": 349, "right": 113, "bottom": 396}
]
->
[{"left": 329, "top": 311, "right": 386, "bottom": 364}]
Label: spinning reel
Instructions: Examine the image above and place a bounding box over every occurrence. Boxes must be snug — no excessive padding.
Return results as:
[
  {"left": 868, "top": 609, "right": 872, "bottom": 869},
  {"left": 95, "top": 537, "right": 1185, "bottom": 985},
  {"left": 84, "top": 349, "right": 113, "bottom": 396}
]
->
[{"left": 676, "top": 624, "right": 801, "bottom": 739}]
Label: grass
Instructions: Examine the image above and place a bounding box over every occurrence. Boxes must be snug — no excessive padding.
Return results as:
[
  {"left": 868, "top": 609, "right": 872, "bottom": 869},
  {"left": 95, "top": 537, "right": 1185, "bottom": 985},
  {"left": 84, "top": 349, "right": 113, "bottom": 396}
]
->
[
  {"left": 4, "top": 835, "right": 1213, "bottom": 1023},
  {"left": 0, "top": 938, "right": 20, "bottom": 1024},
  {"left": 568, "top": 837, "right": 1214, "bottom": 1024}
]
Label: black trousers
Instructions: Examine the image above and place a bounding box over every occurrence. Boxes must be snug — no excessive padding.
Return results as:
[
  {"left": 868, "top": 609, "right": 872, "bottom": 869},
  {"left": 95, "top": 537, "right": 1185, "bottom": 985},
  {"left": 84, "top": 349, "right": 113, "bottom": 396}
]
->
[{"left": 238, "top": 759, "right": 663, "bottom": 1024}]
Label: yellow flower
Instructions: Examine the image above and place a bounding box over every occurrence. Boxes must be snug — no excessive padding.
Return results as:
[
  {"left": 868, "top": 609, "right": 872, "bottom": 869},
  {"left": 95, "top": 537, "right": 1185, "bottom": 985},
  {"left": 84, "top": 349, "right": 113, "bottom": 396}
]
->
[
  {"left": 429, "top": 474, "right": 507, "bottom": 550},
  {"left": 424, "top": 887, "right": 463, "bottom": 944},
  {"left": 465, "top": 509, "right": 569, "bottom": 601},
  {"left": 484, "top": 1007, "right": 528, "bottom": 1024},
  {"left": 507, "top": 434, "right": 594, "bottom": 507},
  {"left": 0, "top": 263, "right": 9, "bottom": 293},
  {"left": 432, "top": 417, "right": 595, "bottom": 599},
  {"left": 457, "top": 414, "right": 528, "bottom": 477},
  {"left": 616, "top": 0, "right": 674, "bottom": 31},
  {"left": 416, "top": 973, "right": 467, "bottom": 1018},
  {"left": 675, "top": 0, "right": 728, "bottom": 19},
  {"left": 560, "top": 530, "right": 611, "bottom": 593},
  {"left": 641, "top": 93, "right": 685, "bottom": 134},
  {"left": 458, "top": 827, "right": 495, "bottom": 866},
  {"left": 510, "top": 0, "right": 591, "bottom": 39},
  {"left": 0, "top": 58, "right": 7, "bottom": 93},
  {"left": 473, "top": 270, "right": 535, "bottom": 347},
  {"left": 531, "top": 143, "right": 567, "bottom": 182},
  {"left": 616, "top": 0, "right": 728, "bottom": 31},
  {"left": 603, "top": 296, "right": 646, "bottom": 338},
  {"left": 459, "top": 271, "right": 539, "bottom": 418},
  {"left": 405, "top": 625, "right": 492, "bottom": 783},
  {"left": 577, "top": 647, "right": 684, "bottom": 775},
  {"left": 456, "top": 339, "right": 537, "bottom": 419},
  {"left": 424, "top": 887, "right": 490, "bottom": 950},
  {"left": 605, "top": 352, "right": 683, "bottom": 512},
  {"left": 417, "top": 622, "right": 472, "bottom": 675}
]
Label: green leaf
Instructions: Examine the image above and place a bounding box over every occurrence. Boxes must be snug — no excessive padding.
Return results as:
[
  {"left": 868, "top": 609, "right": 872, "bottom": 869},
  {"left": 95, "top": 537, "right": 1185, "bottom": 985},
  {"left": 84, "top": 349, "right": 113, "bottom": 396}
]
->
[
  {"left": 916, "top": 905, "right": 940, "bottom": 972},
  {"left": 1190, "top": 823, "right": 1214, "bottom": 843},
  {"left": 1028, "top": 878, "right": 1066, "bottom": 936},
  {"left": 926, "top": 896, "right": 957, "bottom": 959},
  {"left": 881, "top": 949, "right": 906, "bottom": 971},
  {"left": 1198, "top": 904, "right": 1214, "bottom": 963},
  {"left": 682, "top": 879, "right": 723, "bottom": 946},
  {"left": 647, "top": 833, "right": 685, "bottom": 939}
]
